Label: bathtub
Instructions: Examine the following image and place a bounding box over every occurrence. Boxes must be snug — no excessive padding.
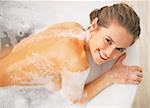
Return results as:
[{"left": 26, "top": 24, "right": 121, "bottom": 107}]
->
[{"left": 0, "top": 1, "right": 140, "bottom": 108}]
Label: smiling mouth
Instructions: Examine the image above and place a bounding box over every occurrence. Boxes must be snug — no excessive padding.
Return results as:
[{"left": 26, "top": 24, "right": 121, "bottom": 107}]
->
[{"left": 97, "top": 49, "right": 108, "bottom": 61}]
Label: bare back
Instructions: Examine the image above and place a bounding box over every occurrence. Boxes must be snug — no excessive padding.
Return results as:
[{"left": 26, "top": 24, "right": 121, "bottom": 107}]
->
[{"left": 0, "top": 22, "right": 89, "bottom": 91}]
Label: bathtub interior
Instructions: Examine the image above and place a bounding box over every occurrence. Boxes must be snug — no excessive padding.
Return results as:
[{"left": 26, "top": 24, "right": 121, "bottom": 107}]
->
[{"left": 0, "top": 1, "right": 140, "bottom": 108}]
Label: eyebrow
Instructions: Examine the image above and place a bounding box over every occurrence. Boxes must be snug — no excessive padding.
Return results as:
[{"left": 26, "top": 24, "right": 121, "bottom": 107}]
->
[
  {"left": 106, "top": 35, "right": 115, "bottom": 43},
  {"left": 105, "top": 35, "right": 126, "bottom": 49}
]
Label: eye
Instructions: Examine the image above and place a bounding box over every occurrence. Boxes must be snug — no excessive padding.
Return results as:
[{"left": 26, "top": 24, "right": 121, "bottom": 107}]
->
[
  {"left": 116, "top": 48, "right": 126, "bottom": 53},
  {"left": 105, "top": 38, "right": 112, "bottom": 45}
]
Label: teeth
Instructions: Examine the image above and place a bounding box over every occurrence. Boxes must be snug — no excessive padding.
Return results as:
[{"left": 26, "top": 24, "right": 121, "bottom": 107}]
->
[{"left": 98, "top": 49, "right": 107, "bottom": 60}]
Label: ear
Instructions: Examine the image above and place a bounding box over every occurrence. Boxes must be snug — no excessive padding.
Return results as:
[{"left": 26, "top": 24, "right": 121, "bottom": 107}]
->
[{"left": 90, "top": 17, "right": 99, "bottom": 31}]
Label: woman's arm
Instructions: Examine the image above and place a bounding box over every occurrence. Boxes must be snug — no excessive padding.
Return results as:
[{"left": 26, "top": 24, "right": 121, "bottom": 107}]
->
[
  {"left": 62, "top": 53, "right": 143, "bottom": 105},
  {"left": 79, "top": 53, "right": 142, "bottom": 105},
  {"left": 61, "top": 53, "right": 111, "bottom": 105},
  {"left": 78, "top": 69, "right": 112, "bottom": 105}
]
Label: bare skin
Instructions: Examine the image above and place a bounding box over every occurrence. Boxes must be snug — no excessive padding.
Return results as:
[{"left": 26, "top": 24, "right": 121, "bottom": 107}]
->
[
  {"left": 0, "top": 22, "right": 88, "bottom": 87},
  {"left": 0, "top": 21, "right": 143, "bottom": 104}
]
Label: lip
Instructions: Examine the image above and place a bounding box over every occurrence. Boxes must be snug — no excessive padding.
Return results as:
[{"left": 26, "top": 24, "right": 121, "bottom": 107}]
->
[{"left": 97, "top": 49, "right": 108, "bottom": 61}]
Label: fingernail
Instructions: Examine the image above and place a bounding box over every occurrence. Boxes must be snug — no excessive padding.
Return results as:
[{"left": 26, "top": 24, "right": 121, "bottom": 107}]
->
[{"left": 139, "top": 67, "right": 143, "bottom": 72}]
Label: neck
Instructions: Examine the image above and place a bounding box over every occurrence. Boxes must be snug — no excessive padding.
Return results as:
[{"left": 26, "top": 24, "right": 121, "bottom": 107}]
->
[{"left": 84, "top": 29, "right": 92, "bottom": 58}]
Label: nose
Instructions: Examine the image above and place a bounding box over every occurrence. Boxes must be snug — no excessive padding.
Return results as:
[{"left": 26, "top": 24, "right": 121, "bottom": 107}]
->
[{"left": 103, "top": 45, "right": 116, "bottom": 58}]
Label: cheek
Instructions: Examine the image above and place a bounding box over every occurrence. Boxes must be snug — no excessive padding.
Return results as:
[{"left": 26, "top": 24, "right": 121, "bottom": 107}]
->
[
  {"left": 90, "top": 36, "right": 107, "bottom": 51},
  {"left": 98, "top": 41, "right": 107, "bottom": 50},
  {"left": 112, "top": 52, "right": 121, "bottom": 58}
]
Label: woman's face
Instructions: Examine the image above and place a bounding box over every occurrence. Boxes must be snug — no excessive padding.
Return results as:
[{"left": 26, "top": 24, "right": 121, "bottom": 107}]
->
[{"left": 89, "top": 20, "right": 134, "bottom": 64}]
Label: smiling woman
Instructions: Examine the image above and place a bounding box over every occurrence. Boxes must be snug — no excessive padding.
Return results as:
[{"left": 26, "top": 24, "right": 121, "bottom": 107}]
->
[
  {"left": 0, "top": 2, "right": 143, "bottom": 107},
  {"left": 87, "top": 19, "right": 134, "bottom": 64}
]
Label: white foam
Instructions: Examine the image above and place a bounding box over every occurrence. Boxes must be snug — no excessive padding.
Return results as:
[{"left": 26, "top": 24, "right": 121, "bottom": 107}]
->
[
  {"left": 48, "top": 29, "right": 86, "bottom": 40},
  {"left": 0, "top": 86, "right": 86, "bottom": 108},
  {"left": 34, "top": 27, "right": 87, "bottom": 41},
  {"left": 6, "top": 53, "right": 61, "bottom": 86},
  {"left": 61, "top": 67, "right": 90, "bottom": 104}
]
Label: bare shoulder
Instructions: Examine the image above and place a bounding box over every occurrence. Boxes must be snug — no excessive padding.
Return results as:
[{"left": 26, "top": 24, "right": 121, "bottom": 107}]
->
[
  {"left": 47, "top": 22, "right": 84, "bottom": 33},
  {"left": 48, "top": 22, "right": 83, "bottom": 29},
  {"left": 60, "top": 38, "right": 89, "bottom": 72}
]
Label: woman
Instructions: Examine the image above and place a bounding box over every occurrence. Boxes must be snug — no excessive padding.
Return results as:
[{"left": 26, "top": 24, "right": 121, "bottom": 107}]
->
[{"left": 0, "top": 3, "right": 143, "bottom": 105}]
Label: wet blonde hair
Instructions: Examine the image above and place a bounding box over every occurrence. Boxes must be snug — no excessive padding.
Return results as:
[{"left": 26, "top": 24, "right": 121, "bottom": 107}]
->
[{"left": 89, "top": 3, "right": 141, "bottom": 44}]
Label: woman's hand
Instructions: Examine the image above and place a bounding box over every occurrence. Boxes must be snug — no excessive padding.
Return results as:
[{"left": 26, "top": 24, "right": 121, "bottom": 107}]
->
[{"left": 107, "top": 53, "right": 143, "bottom": 84}]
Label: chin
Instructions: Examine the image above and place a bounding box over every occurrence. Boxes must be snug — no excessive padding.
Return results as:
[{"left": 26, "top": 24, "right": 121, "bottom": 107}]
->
[
  {"left": 92, "top": 55, "right": 105, "bottom": 64},
  {"left": 95, "top": 58, "right": 113, "bottom": 65},
  {"left": 94, "top": 59, "right": 106, "bottom": 64}
]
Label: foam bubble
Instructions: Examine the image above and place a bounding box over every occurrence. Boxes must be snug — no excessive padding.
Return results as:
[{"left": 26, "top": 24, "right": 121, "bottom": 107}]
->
[
  {"left": 7, "top": 53, "right": 61, "bottom": 87},
  {"left": 61, "top": 67, "right": 90, "bottom": 103},
  {"left": 44, "top": 29, "right": 86, "bottom": 40}
]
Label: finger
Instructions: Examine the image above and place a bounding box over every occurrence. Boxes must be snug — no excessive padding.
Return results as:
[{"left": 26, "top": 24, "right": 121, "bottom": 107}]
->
[
  {"left": 128, "top": 73, "right": 142, "bottom": 81},
  {"left": 133, "top": 80, "right": 141, "bottom": 85},
  {"left": 128, "top": 75, "right": 143, "bottom": 82},
  {"left": 135, "top": 71, "right": 143, "bottom": 77},
  {"left": 130, "top": 71, "right": 143, "bottom": 77},
  {"left": 115, "top": 53, "right": 127, "bottom": 65},
  {"left": 136, "top": 77, "right": 143, "bottom": 82},
  {"left": 127, "top": 79, "right": 140, "bottom": 85},
  {"left": 130, "top": 66, "right": 143, "bottom": 72}
]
